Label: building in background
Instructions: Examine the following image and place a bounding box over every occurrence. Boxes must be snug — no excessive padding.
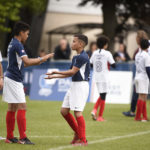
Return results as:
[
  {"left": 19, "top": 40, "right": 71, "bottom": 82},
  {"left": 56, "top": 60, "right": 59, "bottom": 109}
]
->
[{"left": 40, "top": 0, "right": 138, "bottom": 59}]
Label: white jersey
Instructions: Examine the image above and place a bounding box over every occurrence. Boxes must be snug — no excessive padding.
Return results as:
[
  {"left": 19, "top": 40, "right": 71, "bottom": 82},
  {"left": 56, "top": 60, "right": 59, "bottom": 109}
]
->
[
  {"left": 90, "top": 49, "right": 115, "bottom": 82},
  {"left": 135, "top": 50, "right": 150, "bottom": 81},
  {"left": 0, "top": 51, "right": 2, "bottom": 62}
]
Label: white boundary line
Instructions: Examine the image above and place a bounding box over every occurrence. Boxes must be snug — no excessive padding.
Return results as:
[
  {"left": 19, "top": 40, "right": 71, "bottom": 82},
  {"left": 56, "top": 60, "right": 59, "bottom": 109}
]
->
[{"left": 48, "top": 130, "right": 150, "bottom": 150}]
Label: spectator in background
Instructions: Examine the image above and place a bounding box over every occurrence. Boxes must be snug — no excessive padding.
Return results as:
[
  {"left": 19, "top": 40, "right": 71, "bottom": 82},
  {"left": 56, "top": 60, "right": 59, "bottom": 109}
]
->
[
  {"left": 39, "top": 49, "right": 46, "bottom": 57},
  {"left": 54, "top": 39, "right": 71, "bottom": 60},
  {"left": 86, "top": 42, "right": 97, "bottom": 58},
  {"left": 113, "top": 43, "right": 130, "bottom": 62}
]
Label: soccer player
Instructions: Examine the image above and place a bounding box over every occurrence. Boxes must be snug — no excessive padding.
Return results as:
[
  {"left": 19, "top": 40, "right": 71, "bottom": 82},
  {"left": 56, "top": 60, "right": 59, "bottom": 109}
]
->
[
  {"left": 45, "top": 34, "right": 90, "bottom": 146},
  {"left": 3, "top": 21, "right": 54, "bottom": 144},
  {"left": 90, "top": 35, "right": 115, "bottom": 121},
  {"left": 123, "top": 30, "right": 149, "bottom": 117},
  {"left": 134, "top": 39, "right": 150, "bottom": 121}
]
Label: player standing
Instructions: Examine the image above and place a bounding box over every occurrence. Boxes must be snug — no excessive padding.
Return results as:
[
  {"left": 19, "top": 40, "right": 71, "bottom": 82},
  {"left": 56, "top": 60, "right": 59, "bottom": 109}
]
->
[
  {"left": 90, "top": 35, "right": 115, "bottom": 121},
  {"left": 134, "top": 39, "right": 150, "bottom": 121},
  {"left": 45, "top": 34, "right": 90, "bottom": 146},
  {"left": 3, "top": 21, "right": 54, "bottom": 144}
]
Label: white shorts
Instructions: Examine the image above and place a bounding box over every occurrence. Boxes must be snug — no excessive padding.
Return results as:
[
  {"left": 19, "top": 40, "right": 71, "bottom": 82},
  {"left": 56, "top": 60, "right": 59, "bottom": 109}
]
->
[
  {"left": 62, "top": 81, "right": 89, "bottom": 111},
  {"left": 3, "top": 77, "right": 26, "bottom": 103},
  {"left": 96, "top": 82, "right": 109, "bottom": 93},
  {"left": 135, "top": 78, "right": 149, "bottom": 94}
]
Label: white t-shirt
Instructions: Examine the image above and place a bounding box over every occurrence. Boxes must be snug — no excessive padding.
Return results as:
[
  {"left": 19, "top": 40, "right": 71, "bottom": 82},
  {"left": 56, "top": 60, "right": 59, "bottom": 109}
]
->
[
  {"left": 0, "top": 51, "right": 2, "bottom": 62},
  {"left": 135, "top": 50, "right": 150, "bottom": 80},
  {"left": 90, "top": 49, "right": 115, "bottom": 82}
]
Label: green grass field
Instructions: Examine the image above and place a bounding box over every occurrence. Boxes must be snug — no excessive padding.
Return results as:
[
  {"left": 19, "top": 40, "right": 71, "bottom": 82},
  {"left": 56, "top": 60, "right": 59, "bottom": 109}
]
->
[{"left": 0, "top": 97, "right": 150, "bottom": 150}]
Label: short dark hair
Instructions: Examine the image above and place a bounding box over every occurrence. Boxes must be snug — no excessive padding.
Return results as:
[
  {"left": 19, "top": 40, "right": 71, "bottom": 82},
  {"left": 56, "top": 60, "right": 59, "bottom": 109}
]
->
[
  {"left": 97, "top": 35, "right": 109, "bottom": 49},
  {"left": 140, "top": 39, "right": 149, "bottom": 50},
  {"left": 13, "top": 21, "right": 30, "bottom": 36},
  {"left": 74, "top": 34, "right": 88, "bottom": 46}
]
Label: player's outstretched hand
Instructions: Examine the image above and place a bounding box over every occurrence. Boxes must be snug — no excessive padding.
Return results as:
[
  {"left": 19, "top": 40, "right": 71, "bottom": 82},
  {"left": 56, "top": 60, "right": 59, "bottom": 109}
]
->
[
  {"left": 45, "top": 75, "right": 54, "bottom": 79},
  {"left": 41, "top": 53, "right": 54, "bottom": 62},
  {"left": 46, "top": 71, "right": 58, "bottom": 75}
]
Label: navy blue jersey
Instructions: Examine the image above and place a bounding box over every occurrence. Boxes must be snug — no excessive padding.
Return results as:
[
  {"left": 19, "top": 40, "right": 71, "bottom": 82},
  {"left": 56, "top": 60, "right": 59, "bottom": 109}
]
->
[
  {"left": 5, "top": 38, "right": 27, "bottom": 82},
  {"left": 71, "top": 50, "right": 90, "bottom": 81}
]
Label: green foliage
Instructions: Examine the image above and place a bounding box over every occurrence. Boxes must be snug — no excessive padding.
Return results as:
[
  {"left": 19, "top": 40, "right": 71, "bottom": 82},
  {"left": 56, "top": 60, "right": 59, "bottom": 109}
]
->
[{"left": 0, "top": 0, "right": 47, "bottom": 32}]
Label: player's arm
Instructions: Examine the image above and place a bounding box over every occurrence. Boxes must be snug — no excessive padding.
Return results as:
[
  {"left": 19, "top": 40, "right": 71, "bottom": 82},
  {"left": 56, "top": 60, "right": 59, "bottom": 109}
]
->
[
  {"left": 46, "top": 66, "right": 79, "bottom": 77},
  {"left": 45, "top": 74, "right": 70, "bottom": 79},
  {"left": 146, "top": 67, "right": 150, "bottom": 80},
  {"left": 22, "top": 53, "right": 54, "bottom": 67},
  {"left": 108, "top": 52, "right": 116, "bottom": 68}
]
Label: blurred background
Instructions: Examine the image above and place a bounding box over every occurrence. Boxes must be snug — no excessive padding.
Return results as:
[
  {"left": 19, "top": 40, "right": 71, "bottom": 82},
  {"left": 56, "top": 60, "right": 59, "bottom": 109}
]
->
[{"left": 1, "top": 0, "right": 150, "bottom": 58}]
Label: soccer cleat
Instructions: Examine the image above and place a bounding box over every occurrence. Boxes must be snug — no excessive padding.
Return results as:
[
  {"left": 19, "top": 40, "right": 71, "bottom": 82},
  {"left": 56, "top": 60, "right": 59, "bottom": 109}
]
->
[
  {"left": 97, "top": 116, "right": 105, "bottom": 122},
  {"left": 72, "top": 139, "right": 88, "bottom": 146},
  {"left": 70, "top": 133, "right": 79, "bottom": 144},
  {"left": 122, "top": 111, "right": 135, "bottom": 117},
  {"left": 5, "top": 137, "right": 18, "bottom": 143},
  {"left": 91, "top": 109, "right": 97, "bottom": 120},
  {"left": 18, "top": 137, "right": 35, "bottom": 145}
]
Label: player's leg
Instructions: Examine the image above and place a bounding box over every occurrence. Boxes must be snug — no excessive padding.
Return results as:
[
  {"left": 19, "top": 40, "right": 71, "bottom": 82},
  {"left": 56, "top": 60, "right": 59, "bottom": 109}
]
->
[
  {"left": 135, "top": 79, "right": 148, "bottom": 121},
  {"left": 70, "top": 82, "right": 89, "bottom": 146},
  {"left": 17, "top": 103, "right": 34, "bottom": 145},
  {"left": 141, "top": 94, "right": 148, "bottom": 121},
  {"left": 135, "top": 94, "right": 145, "bottom": 121},
  {"left": 5, "top": 103, "right": 18, "bottom": 143},
  {"left": 61, "top": 90, "right": 79, "bottom": 144},
  {"left": 74, "top": 111, "right": 87, "bottom": 145},
  {"left": 97, "top": 93, "right": 106, "bottom": 121},
  {"left": 91, "top": 96, "right": 101, "bottom": 120}
]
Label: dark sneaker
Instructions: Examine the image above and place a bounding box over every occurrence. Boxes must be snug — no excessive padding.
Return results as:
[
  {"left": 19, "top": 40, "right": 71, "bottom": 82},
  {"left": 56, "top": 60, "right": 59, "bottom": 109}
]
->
[
  {"left": 122, "top": 111, "right": 135, "bottom": 117},
  {"left": 5, "top": 137, "right": 18, "bottom": 143},
  {"left": 18, "top": 137, "right": 35, "bottom": 145}
]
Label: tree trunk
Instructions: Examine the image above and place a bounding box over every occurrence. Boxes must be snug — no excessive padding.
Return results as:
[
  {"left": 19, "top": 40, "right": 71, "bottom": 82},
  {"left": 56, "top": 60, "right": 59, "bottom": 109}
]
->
[{"left": 102, "top": 0, "right": 117, "bottom": 52}]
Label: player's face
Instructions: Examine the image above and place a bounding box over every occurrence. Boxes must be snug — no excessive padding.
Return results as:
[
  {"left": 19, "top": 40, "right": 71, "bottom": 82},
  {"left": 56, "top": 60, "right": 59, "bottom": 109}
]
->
[
  {"left": 21, "top": 30, "right": 30, "bottom": 43},
  {"left": 71, "top": 37, "right": 81, "bottom": 50}
]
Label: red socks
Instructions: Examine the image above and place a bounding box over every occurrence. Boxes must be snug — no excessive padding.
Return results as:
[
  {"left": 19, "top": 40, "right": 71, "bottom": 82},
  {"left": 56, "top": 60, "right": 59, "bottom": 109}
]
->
[
  {"left": 98, "top": 100, "right": 105, "bottom": 117},
  {"left": 6, "top": 111, "right": 16, "bottom": 139},
  {"left": 135, "top": 99, "right": 144, "bottom": 120},
  {"left": 17, "top": 110, "right": 27, "bottom": 139},
  {"left": 142, "top": 101, "right": 147, "bottom": 120},
  {"left": 63, "top": 113, "right": 78, "bottom": 134},
  {"left": 93, "top": 97, "right": 101, "bottom": 110},
  {"left": 76, "top": 116, "right": 86, "bottom": 142},
  {"left": 63, "top": 113, "right": 86, "bottom": 142}
]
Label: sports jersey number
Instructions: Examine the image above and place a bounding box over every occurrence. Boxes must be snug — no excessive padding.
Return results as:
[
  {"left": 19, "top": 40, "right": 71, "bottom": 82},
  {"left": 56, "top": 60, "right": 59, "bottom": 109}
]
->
[{"left": 96, "top": 61, "right": 102, "bottom": 72}]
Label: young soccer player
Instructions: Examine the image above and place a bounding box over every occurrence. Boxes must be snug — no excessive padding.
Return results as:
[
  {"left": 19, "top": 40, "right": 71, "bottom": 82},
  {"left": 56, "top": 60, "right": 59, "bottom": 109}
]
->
[
  {"left": 90, "top": 35, "right": 115, "bottom": 121},
  {"left": 134, "top": 39, "right": 150, "bottom": 121},
  {"left": 45, "top": 34, "right": 90, "bottom": 146},
  {"left": 3, "top": 21, "right": 54, "bottom": 144}
]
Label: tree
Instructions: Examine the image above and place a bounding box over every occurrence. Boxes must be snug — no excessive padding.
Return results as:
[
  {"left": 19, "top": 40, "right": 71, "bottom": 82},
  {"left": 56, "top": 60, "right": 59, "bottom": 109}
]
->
[
  {"left": 0, "top": 0, "right": 48, "bottom": 57},
  {"left": 79, "top": 0, "right": 150, "bottom": 51}
]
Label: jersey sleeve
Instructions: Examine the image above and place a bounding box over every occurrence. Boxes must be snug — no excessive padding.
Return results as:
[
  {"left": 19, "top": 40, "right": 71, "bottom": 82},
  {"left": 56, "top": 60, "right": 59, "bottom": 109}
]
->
[
  {"left": 74, "top": 55, "right": 87, "bottom": 68},
  {"left": 145, "top": 54, "right": 150, "bottom": 67},
  {"left": 108, "top": 52, "right": 115, "bottom": 64},
  {"left": 15, "top": 43, "right": 27, "bottom": 58}
]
